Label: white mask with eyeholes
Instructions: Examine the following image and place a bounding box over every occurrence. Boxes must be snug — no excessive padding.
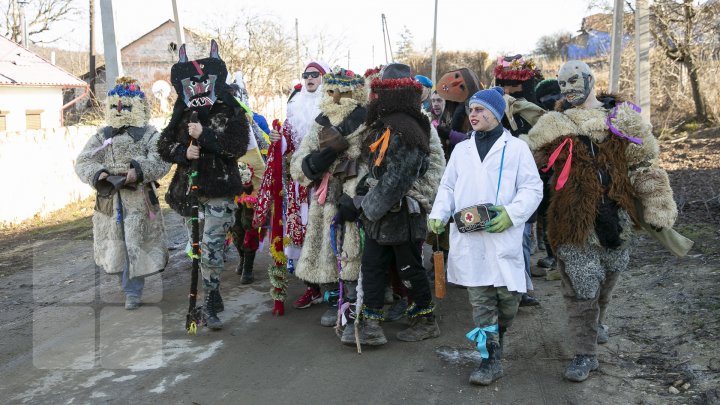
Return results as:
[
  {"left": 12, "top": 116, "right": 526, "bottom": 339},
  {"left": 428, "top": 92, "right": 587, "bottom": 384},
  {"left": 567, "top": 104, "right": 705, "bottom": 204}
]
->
[{"left": 558, "top": 61, "right": 595, "bottom": 106}]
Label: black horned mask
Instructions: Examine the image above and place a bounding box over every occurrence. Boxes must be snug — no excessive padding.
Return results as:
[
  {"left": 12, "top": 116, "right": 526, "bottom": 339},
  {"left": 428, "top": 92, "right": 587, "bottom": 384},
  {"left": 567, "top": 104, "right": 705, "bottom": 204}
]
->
[{"left": 170, "top": 39, "right": 228, "bottom": 110}]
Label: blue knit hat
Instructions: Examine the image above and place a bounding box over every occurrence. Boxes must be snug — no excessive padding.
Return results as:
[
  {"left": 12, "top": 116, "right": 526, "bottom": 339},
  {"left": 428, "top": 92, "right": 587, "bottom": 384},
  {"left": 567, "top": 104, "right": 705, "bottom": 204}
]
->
[
  {"left": 414, "top": 75, "right": 433, "bottom": 89},
  {"left": 468, "top": 87, "right": 506, "bottom": 122}
]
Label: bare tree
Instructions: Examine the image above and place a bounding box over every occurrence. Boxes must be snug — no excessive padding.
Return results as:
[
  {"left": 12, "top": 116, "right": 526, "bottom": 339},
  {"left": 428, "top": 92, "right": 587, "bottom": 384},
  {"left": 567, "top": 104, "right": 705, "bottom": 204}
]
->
[
  {"left": 535, "top": 31, "right": 573, "bottom": 60},
  {"left": 210, "top": 16, "right": 297, "bottom": 114},
  {"left": 2, "top": 0, "right": 78, "bottom": 44},
  {"left": 395, "top": 26, "right": 415, "bottom": 63},
  {"left": 652, "top": 0, "right": 719, "bottom": 122},
  {"left": 300, "top": 30, "right": 346, "bottom": 69}
]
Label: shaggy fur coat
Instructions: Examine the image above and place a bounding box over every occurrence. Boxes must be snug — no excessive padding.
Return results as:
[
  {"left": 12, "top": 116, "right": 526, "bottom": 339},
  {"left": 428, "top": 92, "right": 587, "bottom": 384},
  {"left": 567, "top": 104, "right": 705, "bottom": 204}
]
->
[
  {"left": 526, "top": 100, "right": 677, "bottom": 249},
  {"left": 157, "top": 101, "right": 250, "bottom": 216},
  {"left": 290, "top": 99, "right": 367, "bottom": 283},
  {"left": 359, "top": 114, "right": 444, "bottom": 245},
  {"left": 75, "top": 125, "right": 170, "bottom": 278}
]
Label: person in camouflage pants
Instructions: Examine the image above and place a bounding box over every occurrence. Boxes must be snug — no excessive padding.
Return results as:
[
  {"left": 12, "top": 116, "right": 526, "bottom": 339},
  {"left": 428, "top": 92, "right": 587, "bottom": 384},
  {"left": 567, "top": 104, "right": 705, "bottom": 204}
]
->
[
  {"left": 157, "top": 40, "right": 250, "bottom": 330},
  {"left": 187, "top": 197, "right": 238, "bottom": 291}
]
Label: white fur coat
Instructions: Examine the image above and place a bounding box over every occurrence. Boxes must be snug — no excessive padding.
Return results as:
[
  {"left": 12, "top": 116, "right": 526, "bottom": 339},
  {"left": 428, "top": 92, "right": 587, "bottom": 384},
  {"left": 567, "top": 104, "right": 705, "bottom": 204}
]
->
[{"left": 75, "top": 126, "right": 170, "bottom": 278}]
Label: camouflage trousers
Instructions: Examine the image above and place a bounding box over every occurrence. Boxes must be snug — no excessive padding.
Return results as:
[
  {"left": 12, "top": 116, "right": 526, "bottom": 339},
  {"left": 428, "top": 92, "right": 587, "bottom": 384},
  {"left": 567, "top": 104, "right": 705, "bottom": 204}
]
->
[
  {"left": 185, "top": 197, "right": 236, "bottom": 290},
  {"left": 467, "top": 286, "right": 522, "bottom": 344}
]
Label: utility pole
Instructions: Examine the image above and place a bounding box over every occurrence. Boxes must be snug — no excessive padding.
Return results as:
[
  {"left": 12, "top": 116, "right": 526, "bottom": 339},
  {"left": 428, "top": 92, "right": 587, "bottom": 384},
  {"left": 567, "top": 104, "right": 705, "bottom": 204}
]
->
[
  {"left": 172, "top": 0, "right": 185, "bottom": 46},
  {"left": 608, "top": 0, "right": 623, "bottom": 94},
  {"left": 381, "top": 14, "right": 389, "bottom": 64},
  {"left": 89, "top": 0, "right": 97, "bottom": 102},
  {"left": 347, "top": 50, "right": 350, "bottom": 69},
  {"left": 18, "top": 0, "right": 28, "bottom": 47},
  {"left": 635, "top": 0, "right": 651, "bottom": 121},
  {"left": 99, "top": 0, "right": 123, "bottom": 84},
  {"left": 431, "top": 0, "right": 439, "bottom": 86},
  {"left": 295, "top": 18, "right": 300, "bottom": 70}
]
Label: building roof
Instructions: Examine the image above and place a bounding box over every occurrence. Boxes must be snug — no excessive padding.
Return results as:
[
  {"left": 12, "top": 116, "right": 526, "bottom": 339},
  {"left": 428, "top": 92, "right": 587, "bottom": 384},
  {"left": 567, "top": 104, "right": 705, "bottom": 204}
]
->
[{"left": 0, "top": 35, "right": 87, "bottom": 88}]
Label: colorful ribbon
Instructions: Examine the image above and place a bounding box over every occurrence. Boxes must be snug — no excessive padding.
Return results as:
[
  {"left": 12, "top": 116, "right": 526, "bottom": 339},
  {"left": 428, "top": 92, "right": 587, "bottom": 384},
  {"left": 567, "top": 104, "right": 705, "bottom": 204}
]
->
[
  {"left": 315, "top": 172, "right": 331, "bottom": 204},
  {"left": 91, "top": 138, "right": 113, "bottom": 155},
  {"left": 369, "top": 127, "right": 391, "bottom": 167},
  {"left": 541, "top": 137, "right": 573, "bottom": 191},
  {"left": 606, "top": 102, "right": 644, "bottom": 145},
  {"left": 466, "top": 324, "right": 499, "bottom": 359}
]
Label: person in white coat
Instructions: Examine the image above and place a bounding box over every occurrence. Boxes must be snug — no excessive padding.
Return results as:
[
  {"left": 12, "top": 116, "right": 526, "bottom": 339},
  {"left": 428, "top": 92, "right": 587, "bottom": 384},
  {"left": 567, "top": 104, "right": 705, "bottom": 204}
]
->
[{"left": 428, "top": 87, "right": 542, "bottom": 386}]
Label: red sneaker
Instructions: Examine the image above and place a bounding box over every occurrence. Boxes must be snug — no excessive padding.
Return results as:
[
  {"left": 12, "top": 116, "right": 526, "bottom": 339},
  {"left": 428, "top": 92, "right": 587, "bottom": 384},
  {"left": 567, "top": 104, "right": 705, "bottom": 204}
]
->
[{"left": 293, "top": 287, "right": 322, "bottom": 309}]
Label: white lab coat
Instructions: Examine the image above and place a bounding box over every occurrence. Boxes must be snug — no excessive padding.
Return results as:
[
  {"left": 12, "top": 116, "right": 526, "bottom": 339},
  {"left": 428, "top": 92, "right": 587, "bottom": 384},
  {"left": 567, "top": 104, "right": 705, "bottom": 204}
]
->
[{"left": 429, "top": 130, "right": 542, "bottom": 292}]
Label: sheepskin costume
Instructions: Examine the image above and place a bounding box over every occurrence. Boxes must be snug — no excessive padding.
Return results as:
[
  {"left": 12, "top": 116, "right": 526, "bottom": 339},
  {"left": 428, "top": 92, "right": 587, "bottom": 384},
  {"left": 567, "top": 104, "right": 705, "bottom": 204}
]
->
[
  {"left": 290, "top": 69, "right": 367, "bottom": 283},
  {"left": 527, "top": 92, "right": 677, "bottom": 298},
  {"left": 75, "top": 77, "right": 170, "bottom": 278}
]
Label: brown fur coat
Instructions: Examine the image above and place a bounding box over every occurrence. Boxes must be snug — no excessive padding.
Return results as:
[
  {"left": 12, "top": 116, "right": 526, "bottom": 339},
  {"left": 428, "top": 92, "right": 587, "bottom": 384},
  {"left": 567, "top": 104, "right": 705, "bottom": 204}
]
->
[{"left": 527, "top": 98, "right": 677, "bottom": 248}]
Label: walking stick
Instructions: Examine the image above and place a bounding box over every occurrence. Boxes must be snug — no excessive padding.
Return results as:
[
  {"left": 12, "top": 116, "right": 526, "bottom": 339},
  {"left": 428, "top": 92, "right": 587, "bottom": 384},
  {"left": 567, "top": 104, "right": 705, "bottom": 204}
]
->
[{"left": 186, "top": 111, "right": 203, "bottom": 334}]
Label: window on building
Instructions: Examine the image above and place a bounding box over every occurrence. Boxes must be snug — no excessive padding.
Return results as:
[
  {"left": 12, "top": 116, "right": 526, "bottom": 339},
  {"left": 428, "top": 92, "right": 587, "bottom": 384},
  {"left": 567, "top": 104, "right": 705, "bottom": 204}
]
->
[
  {"left": 26, "top": 110, "right": 42, "bottom": 130},
  {"left": 0, "top": 111, "right": 7, "bottom": 131}
]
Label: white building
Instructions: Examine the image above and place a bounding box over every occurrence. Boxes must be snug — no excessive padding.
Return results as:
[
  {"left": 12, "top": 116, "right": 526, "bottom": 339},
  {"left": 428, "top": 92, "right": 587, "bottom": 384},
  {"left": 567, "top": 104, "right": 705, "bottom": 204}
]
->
[{"left": 0, "top": 36, "right": 87, "bottom": 132}]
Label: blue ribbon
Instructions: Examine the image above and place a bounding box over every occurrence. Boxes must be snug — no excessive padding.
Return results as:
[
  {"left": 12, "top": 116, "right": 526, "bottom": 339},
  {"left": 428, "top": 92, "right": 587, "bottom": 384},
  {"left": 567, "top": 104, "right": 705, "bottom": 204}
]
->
[{"left": 466, "top": 324, "right": 499, "bottom": 359}]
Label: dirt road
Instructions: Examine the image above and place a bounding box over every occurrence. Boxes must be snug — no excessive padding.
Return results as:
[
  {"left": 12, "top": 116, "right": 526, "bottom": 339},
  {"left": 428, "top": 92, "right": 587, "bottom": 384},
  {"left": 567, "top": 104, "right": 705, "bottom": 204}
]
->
[{"left": 1, "top": 133, "right": 718, "bottom": 404}]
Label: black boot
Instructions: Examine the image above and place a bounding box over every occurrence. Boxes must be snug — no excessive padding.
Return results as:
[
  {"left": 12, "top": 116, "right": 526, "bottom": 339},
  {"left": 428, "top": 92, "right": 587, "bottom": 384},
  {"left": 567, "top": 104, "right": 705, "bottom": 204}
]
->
[
  {"left": 235, "top": 251, "right": 245, "bottom": 275},
  {"left": 469, "top": 341, "right": 503, "bottom": 385},
  {"left": 240, "top": 251, "right": 255, "bottom": 285},
  {"left": 203, "top": 289, "right": 223, "bottom": 330},
  {"left": 215, "top": 288, "right": 224, "bottom": 313},
  {"left": 564, "top": 354, "right": 599, "bottom": 382}
]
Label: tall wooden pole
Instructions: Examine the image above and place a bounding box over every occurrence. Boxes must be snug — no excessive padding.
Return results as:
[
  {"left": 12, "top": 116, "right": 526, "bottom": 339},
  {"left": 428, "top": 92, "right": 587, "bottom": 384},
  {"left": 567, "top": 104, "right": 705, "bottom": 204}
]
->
[
  {"left": 608, "top": 0, "right": 623, "bottom": 94},
  {"left": 295, "top": 18, "right": 300, "bottom": 69},
  {"left": 99, "top": 0, "right": 123, "bottom": 83},
  {"left": 172, "top": 0, "right": 185, "bottom": 46},
  {"left": 635, "top": 0, "right": 651, "bottom": 121},
  {"left": 431, "top": 0, "right": 439, "bottom": 86},
  {"left": 89, "top": 0, "right": 96, "bottom": 100}
]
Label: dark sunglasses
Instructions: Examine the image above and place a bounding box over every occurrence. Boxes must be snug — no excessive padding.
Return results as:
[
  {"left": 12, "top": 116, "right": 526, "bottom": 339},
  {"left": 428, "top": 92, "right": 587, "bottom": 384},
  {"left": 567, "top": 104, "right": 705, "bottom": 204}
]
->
[{"left": 302, "top": 71, "right": 321, "bottom": 79}]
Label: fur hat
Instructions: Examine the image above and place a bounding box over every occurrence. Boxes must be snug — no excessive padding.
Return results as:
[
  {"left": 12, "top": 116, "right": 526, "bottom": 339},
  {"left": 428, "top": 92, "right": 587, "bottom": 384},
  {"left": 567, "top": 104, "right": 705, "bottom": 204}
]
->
[
  {"left": 468, "top": 87, "right": 506, "bottom": 122},
  {"left": 494, "top": 54, "right": 538, "bottom": 86},
  {"left": 370, "top": 63, "right": 422, "bottom": 97},
  {"left": 535, "top": 79, "right": 562, "bottom": 110},
  {"left": 323, "top": 68, "right": 364, "bottom": 93}
]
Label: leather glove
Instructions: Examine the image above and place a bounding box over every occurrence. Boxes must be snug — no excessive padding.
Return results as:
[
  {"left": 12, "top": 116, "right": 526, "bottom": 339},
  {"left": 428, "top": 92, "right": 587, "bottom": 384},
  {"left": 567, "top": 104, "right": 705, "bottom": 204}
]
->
[
  {"left": 318, "top": 126, "right": 349, "bottom": 153},
  {"left": 304, "top": 147, "right": 338, "bottom": 177},
  {"left": 337, "top": 193, "right": 359, "bottom": 223},
  {"left": 486, "top": 206, "right": 513, "bottom": 233},
  {"left": 427, "top": 218, "right": 446, "bottom": 234}
]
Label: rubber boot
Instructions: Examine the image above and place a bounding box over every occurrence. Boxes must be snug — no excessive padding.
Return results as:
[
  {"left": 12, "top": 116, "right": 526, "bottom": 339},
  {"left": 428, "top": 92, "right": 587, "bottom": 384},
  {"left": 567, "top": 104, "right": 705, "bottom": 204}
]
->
[
  {"left": 240, "top": 251, "right": 255, "bottom": 285},
  {"left": 203, "top": 289, "right": 223, "bottom": 330},
  {"left": 469, "top": 341, "right": 503, "bottom": 385}
]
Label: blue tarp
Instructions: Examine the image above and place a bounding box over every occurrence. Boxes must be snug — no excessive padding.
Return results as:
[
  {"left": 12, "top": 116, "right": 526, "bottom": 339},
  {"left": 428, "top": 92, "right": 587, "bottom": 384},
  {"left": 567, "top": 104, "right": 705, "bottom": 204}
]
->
[{"left": 566, "top": 30, "right": 632, "bottom": 59}]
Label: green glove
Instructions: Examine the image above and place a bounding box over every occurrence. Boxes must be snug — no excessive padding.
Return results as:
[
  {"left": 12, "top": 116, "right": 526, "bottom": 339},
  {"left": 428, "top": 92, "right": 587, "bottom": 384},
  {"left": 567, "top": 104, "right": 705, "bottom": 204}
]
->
[
  {"left": 486, "top": 206, "right": 513, "bottom": 233},
  {"left": 427, "top": 218, "right": 446, "bottom": 234}
]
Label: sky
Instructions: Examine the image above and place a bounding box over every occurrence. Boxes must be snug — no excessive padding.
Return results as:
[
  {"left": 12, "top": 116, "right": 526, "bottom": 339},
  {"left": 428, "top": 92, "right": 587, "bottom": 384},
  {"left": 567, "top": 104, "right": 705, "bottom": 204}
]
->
[{"left": 41, "top": 0, "right": 596, "bottom": 74}]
